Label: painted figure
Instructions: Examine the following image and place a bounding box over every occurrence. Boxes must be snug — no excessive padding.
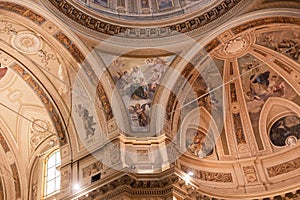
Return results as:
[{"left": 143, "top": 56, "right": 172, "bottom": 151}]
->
[
  {"left": 109, "top": 56, "right": 175, "bottom": 130},
  {"left": 270, "top": 116, "right": 300, "bottom": 146},
  {"left": 131, "top": 103, "right": 150, "bottom": 126},
  {"left": 76, "top": 105, "right": 97, "bottom": 139},
  {"left": 0, "top": 67, "right": 8, "bottom": 80}
]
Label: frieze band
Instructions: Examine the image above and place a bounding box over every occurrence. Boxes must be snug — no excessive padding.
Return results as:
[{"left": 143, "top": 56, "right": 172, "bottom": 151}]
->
[
  {"left": 181, "top": 164, "right": 233, "bottom": 182},
  {"left": 0, "top": 2, "right": 46, "bottom": 25},
  {"left": 267, "top": 157, "right": 300, "bottom": 178},
  {"left": 47, "top": 0, "right": 242, "bottom": 37}
]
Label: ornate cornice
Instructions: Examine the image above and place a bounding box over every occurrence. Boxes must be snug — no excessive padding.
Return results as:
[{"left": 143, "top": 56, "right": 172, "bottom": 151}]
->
[
  {"left": 73, "top": 173, "right": 179, "bottom": 200},
  {"left": 46, "top": 0, "right": 243, "bottom": 38}
]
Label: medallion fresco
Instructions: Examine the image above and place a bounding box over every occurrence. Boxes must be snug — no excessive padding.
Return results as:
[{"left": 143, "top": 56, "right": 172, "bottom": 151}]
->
[
  {"left": 238, "top": 54, "right": 299, "bottom": 141},
  {"left": 186, "top": 129, "right": 213, "bottom": 158},
  {"left": 270, "top": 115, "right": 300, "bottom": 147},
  {"left": 256, "top": 30, "right": 300, "bottom": 63},
  {"left": 109, "top": 55, "right": 176, "bottom": 132}
]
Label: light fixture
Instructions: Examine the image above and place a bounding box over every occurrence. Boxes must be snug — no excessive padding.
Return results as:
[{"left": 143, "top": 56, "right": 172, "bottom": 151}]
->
[
  {"left": 187, "top": 171, "right": 194, "bottom": 176},
  {"left": 49, "top": 139, "right": 55, "bottom": 147},
  {"left": 73, "top": 183, "right": 81, "bottom": 191}
]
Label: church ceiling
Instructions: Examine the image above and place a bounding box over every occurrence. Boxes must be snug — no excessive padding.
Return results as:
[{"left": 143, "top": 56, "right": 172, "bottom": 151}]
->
[{"left": 1, "top": 1, "right": 300, "bottom": 199}]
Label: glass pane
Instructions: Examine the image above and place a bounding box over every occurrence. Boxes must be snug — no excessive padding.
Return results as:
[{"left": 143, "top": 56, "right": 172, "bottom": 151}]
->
[
  {"left": 55, "top": 176, "right": 61, "bottom": 190},
  {"left": 44, "top": 149, "right": 61, "bottom": 197},
  {"left": 47, "top": 179, "right": 55, "bottom": 195},
  {"left": 56, "top": 151, "right": 61, "bottom": 165},
  {"left": 55, "top": 168, "right": 61, "bottom": 178},
  {"left": 47, "top": 154, "right": 56, "bottom": 168},
  {"left": 47, "top": 167, "right": 56, "bottom": 181}
]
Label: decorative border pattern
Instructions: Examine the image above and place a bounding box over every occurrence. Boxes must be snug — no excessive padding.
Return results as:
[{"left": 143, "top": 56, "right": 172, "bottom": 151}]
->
[
  {"left": 0, "top": 2, "right": 46, "bottom": 25},
  {"left": 54, "top": 32, "right": 113, "bottom": 120},
  {"left": 74, "top": 174, "right": 179, "bottom": 199},
  {"left": 231, "top": 17, "right": 300, "bottom": 34},
  {"left": 267, "top": 157, "right": 300, "bottom": 178},
  {"left": 10, "top": 163, "right": 21, "bottom": 199},
  {"left": 11, "top": 64, "right": 67, "bottom": 145},
  {"left": 181, "top": 165, "right": 233, "bottom": 182},
  {"left": 47, "top": 0, "right": 242, "bottom": 37},
  {"left": 0, "top": 129, "right": 21, "bottom": 199},
  {"left": 0, "top": 128, "right": 10, "bottom": 153}
]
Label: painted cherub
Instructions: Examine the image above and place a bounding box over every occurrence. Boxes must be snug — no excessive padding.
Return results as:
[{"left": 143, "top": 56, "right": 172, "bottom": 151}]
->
[{"left": 131, "top": 103, "right": 150, "bottom": 126}]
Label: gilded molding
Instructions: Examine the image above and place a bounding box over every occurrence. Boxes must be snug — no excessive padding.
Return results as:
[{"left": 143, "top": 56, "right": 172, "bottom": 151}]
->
[
  {"left": 267, "top": 157, "right": 300, "bottom": 178},
  {"left": 0, "top": 130, "right": 22, "bottom": 199},
  {"left": 0, "top": 129, "right": 10, "bottom": 153},
  {"left": 97, "top": 83, "right": 113, "bottom": 121},
  {"left": 48, "top": 0, "right": 242, "bottom": 37},
  {"left": 10, "top": 163, "right": 21, "bottom": 199},
  {"left": 273, "top": 59, "right": 293, "bottom": 74},
  {"left": 55, "top": 32, "right": 113, "bottom": 120},
  {"left": 11, "top": 64, "right": 67, "bottom": 145},
  {"left": 55, "top": 32, "right": 85, "bottom": 63},
  {"left": 0, "top": 2, "right": 46, "bottom": 25},
  {"left": 74, "top": 174, "right": 179, "bottom": 199},
  {"left": 233, "top": 113, "right": 246, "bottom": 145},
  {"left": 231, "top": 17, "right": 300, "bottom": 34},
  {"left": 181, "top": 165, "right": 233, "bottom": 182}
]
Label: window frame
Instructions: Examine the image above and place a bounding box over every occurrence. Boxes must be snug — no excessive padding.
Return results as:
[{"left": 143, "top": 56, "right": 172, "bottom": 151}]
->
[{"left": 43, "top": 149, "right": 61, "bottom": 199}]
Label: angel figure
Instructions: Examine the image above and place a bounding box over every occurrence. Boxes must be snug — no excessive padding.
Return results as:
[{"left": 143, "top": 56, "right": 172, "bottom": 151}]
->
[
  {"left": 76, "top": 104, "right": 97, "bottom": 139},
  {"left": 131, "top": 103, "right": 150, "bottom": 126}
]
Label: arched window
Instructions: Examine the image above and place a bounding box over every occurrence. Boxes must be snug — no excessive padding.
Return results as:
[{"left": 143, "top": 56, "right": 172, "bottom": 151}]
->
[{"left": 44, "top": 149, "right": 61, "bottom": 198}]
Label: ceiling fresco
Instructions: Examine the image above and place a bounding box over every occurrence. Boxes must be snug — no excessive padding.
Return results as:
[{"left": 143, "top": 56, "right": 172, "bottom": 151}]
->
[
  {"left": 1, "top": 0, "right": 300, "bottom": 199},
  {"left": 238, "top": 53, "right": 300, "bottom": 148},
  {"left": 270, "top": 115, "right": 300, "bottom": 147},
  {"left": 108, "top": 55, "right": 176, "bottom": 134},
  {"left": 256, "top": 30, "right": 300, "bottom": 63}
]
